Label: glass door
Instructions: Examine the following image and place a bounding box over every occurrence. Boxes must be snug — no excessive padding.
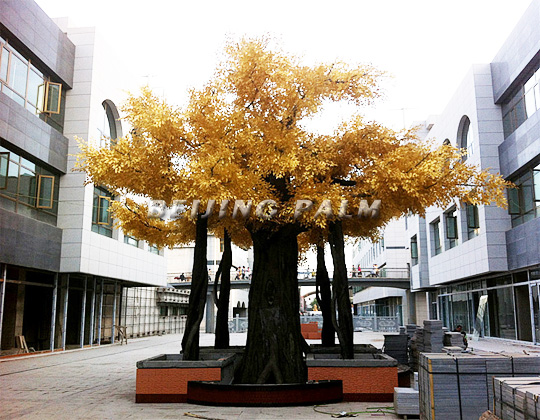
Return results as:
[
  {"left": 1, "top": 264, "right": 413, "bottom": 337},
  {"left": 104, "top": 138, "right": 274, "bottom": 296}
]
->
[{"left": 531, "top": 283, "right": 540, "bottom": 344}]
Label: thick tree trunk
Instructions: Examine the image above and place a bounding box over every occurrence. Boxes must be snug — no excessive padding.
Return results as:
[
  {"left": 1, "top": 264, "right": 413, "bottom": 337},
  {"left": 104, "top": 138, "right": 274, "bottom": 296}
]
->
[
  {"left": 181, "top": 216, "right": 208, "bottom": 360},
  {"left": 328, "top": 220, "right": 354, "bottom": 359},
  {"left": 236, "top": 226, "right": 306, "bottom": 384},
  {"left": 214, "top": 230, "right": 232, "bottom": 349},
  {"left": 315, "top": 244, "right": 336, "bottom": 347}
]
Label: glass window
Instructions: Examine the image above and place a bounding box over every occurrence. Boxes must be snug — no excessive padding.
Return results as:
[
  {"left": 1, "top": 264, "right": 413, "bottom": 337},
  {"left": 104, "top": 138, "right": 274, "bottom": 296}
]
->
[
  {"left": 445, "top": 209, "right": 458, "bottom": 249},
  {"left": 124, "top": 235, "right": 139, "bottom": 247},
  {"left": 431, "top": 219, "right": 441, "bottom": 256},
  {"left": 508, "top": 163, "right": 540, "bottom": 227},
  {"left": 37, "top": 175, "right": 54, "bottom": 209},
  {"left": 149, "top": 245, "right": 160, "bottom": 255},
  {"left": 0, "top": 46, "right": 9, "bottom": 82},
  {"left": 410, "top": 235, "right": 418, "bottom": 266},
  {"left": 27, "top": 68, "right": 43, "bottom": 108},
  {"left": 8, "top": 52, "right": 28, "bottom": 97},
  {"left": 0, "top": 144, "right": 58, "bottom": 224},
  {"left": 459, "top": 117, "right": 474, "bottom": 160},
  {"left": 466, "top": 204, "right": 479, "bottom": 239},
  {"left": 92, "top": 186, "right": 113, "bottom": 237},
  {"left": 0, "top": 152, "right": 8, "bottom": 189}
]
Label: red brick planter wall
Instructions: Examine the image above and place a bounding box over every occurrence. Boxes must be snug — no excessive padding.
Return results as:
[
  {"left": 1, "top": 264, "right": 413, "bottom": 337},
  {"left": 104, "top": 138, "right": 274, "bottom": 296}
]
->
[
  {"left": 136, "top": 367, "right": 222, "bottom": 403},
  {"left": 308, "top": 366, "right": 398, "bottom": 402}
]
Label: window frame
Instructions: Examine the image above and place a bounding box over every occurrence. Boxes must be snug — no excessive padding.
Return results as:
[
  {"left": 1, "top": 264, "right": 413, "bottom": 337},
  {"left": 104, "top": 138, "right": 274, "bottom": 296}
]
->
[
  {"left": 0, "top": 152, "right": 9, "bottom": 189},
  {"left": 466, "top": 204, "right": 480, "bottom": 239},
  {"left": 410, "top": 235, "right": 418, "bottom": 266},
  {"left": 431, "top": 219, "right": 442, "bottom": 256},
  {"left": 36, "top": 174, "right": 55, "bottom": 209},
  {"left": 38, "top": 81, "right": 62, "bottom": 114},
  {"left": 97, "top": 195, "right": 112, "bottom": 225}
]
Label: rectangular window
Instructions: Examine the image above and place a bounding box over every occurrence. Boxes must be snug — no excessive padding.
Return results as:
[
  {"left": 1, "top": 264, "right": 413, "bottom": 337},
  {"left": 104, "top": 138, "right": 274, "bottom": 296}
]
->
[
  {"left": 0, "top": 152, "right": 8, "bottom": 189},
  {"left": 124, "top": 235, "right": 139, "bottom": 247},
  {"left": 92, "top": 186, "right": 113, "bottom": 237},
  {"left": 36, "top": 175, "right": 54, "bottom": 209},
  {"left": 0, "top": 46, "right": 9, "bottom": 82},
  {"left": 8, "top": 51, "right": 27, "bottom": 97},
  {"left": 466, "top": 204, "right": 480, "bottom": 239},
  {"left": 508, "top": 163, "right": 540, "bottom": 227},
  {"left": 410, "top": 235, "right": 418, "bottom": 266},
  {"left": 149, "top": 245, "right": 160, "bottom": 255},
  {"left": 431, "top": 219, "right": 441, "bottom": 256},
  {"left": 38, "top": 81, "right": 62, "bottom": 114},
  {"left": 445, "top": 209, "right": 458, "bottom": 249},
  {"left": 220, "top": 238, "right": 224, "bottom": 253}
]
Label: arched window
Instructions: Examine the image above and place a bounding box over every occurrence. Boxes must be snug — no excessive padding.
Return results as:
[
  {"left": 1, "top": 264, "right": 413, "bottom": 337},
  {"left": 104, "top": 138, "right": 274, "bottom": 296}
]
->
[
  {"left": 457, "top": 116, "right": 474, "bottom": 160},
  {"left": 98, "top": 100, "right": 122, "bottom": 148}
]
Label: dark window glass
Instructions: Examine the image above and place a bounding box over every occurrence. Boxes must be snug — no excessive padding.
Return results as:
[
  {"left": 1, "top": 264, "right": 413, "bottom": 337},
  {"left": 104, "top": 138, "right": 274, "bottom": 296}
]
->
[
  {"left": 410, "top": 235, "right": 418, "bottom": 266},
  {"left": 92, "top": 186, "right": 113, "bottom": 237}
]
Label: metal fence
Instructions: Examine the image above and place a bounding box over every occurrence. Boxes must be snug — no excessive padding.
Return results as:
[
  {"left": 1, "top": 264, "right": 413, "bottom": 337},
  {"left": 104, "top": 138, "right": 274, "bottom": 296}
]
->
[{"left": 228, "top": 315, "right": 400, "bottom": 333}]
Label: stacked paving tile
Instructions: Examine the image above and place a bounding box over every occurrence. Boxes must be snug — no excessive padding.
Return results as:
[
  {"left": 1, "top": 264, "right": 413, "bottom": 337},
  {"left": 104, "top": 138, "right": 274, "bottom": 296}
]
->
[
  {"left": 444, "top": 332, "right": 467, "bottom": 349},
  {"left": 409, "top": 327, "right": 423, "bottom": 371},
  {"left": 493, "top": 377, "right": 540, "bottom": 419},
  {"left": 419, "top": 352, "right": 540, "bottom": 420},
  {"left": 384, "top": 332, "right": 409, "bottom": 365},
  {"left": 394, "top": 387, "right": 420, "bottom": 416},
  {"left": 423, "top": 320, "right": 444, "bottom": 353}
]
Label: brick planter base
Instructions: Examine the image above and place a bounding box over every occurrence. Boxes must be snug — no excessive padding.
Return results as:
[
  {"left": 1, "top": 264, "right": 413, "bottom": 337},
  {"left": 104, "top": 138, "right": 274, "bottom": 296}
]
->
[
  {"left": 136, "top": 353, "right": 235, "bottom": 403},
  {"left": 307, "top": 353, "right": 398, "bottom": 402}
]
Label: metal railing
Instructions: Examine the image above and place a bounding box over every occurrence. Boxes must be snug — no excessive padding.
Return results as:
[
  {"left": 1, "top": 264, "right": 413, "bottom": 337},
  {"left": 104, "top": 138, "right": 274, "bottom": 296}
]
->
[
  {"left": 226, "top": 315, "right": 400, "bottom": 333},
  {"left": 298, "top": 267, "right": 410, "bottom": 279}
]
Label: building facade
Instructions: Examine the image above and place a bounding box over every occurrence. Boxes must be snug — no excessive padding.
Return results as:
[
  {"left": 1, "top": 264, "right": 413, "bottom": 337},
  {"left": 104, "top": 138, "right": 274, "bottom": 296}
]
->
[
  {"left": 0, "top": 0, "right": 168, "bottom": 354},
  {"left": 408, "top": 0, "right": 540, "bottom": 343},
  {"left": 351, "top": 218, "right": 410, "bottom": 325}
]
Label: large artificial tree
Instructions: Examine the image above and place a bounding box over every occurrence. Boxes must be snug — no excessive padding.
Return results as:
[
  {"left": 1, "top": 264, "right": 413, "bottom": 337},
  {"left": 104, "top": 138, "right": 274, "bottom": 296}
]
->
[{"left": 77, "top": 38, "right": 510, "bottom": 384}]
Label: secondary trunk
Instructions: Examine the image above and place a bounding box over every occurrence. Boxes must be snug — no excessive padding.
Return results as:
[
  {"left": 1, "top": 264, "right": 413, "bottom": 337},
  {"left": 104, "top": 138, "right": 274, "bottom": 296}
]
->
[
  {"left": 214, "top": 230, "right": 232, "bottom": 349},
  {"left": 328, "top": 220, "right": 354, "bottom": 359},
  {"left": 181, "top": 216, "right": 208, "bottom": 360},
  {"left": 236, "top": 225, "right": 306, "bottom": 384},
  {"left": 315, "top": 243, "right": 336, "bottom": 347}
]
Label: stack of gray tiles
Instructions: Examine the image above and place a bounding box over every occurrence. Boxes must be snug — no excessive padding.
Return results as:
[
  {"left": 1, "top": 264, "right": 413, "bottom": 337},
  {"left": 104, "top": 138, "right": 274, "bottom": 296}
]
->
[
  {"left": 394, "top": 387, "right": 420, "bottom": 416},
  {"left": 418, "top": 352, "right": 540, "bottom": 420},
  {"left": 444, "top": 332, "right": 466, "bottom": 349},
  {"left": 423, "top": 320, "right": 443, "bottom": 353},
  {"left": 410, "top": 327, "right": 423, "bottom": 371},
  {"left": 493, "top": 377, "right": 540, "bottom": 419},
  {"left": 384, "top": 333, "right": 409, "bottom": 365}
]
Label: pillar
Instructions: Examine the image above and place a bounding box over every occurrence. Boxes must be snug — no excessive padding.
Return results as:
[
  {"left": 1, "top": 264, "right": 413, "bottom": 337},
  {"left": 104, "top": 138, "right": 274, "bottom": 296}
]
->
[
  {"left": 0, "top": 264, "right": 6, "bottom": 349},
  {"left": 205, "top": 289, "right": 215, "bottom": 333},
  {"left": 49, "top": 273, "right": 58, "bottom": 351},
  {"left": 80, "top": 276, "right": 87, "bottom": 348},
  {"left": 61, "top": 274, "right": 70, "bottom": 349}
]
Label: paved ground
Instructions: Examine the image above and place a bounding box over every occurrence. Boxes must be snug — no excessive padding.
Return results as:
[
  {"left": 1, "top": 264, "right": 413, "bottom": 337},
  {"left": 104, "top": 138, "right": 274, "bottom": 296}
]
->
[{"left": 1, "top": 331, "right": 539, "bottom": 420}]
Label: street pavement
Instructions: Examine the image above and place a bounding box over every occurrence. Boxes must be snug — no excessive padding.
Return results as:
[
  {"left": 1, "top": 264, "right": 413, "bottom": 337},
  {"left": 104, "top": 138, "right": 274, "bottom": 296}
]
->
[{"left": 1, "top": 331, "right": 539, "bottom": 420}]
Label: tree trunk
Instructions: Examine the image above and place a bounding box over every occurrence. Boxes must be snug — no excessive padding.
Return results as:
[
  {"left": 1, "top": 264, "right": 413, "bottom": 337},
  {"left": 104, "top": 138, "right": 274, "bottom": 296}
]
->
[
  {"left": 328, "top": 220, "right": 354, "bottom": 359},
  {"left": 181, "top": 216, "right": 208, "bottom": 360},
  {"left": 315, "top": 244, "right": 336, "bottom": 347},
  {"left": 214, "top": 230, "right": 232, "bottom": 349},
  {"left": 236, "top": 225, "right": 306, "bottom": 384}
]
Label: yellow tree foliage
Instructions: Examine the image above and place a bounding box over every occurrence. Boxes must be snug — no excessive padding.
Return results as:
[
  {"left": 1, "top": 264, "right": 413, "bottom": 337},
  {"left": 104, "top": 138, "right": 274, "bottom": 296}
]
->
[{"left": 76, "top": 37, "right": 510, "bottom": 249}]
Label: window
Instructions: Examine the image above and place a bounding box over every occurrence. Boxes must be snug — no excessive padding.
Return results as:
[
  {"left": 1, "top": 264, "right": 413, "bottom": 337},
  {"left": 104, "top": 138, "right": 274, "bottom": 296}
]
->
[
  {"left": 0, "top": 144, "right": 59, "bottom": 224},
  {"left": 124, "top": 235, "right": 139, "bottom": 247},
  {"left": 149, "top": 245, "right": 160, "bottom": 255},
  {"left": 445, "top": 208, "right": 458, "bottom": 249},
  {"left": 0, "top": 36, "right": 65, "bottom": 130},
  {"left": 220, "top": 238, "right": 224, "bottom": 253},
  {"left": 466, "top": 204, "right": 480, "bottom": 239},
  {"left": 502, "top": 65, "right": 540, "bottom": 138},
  {"left": 458, "top": 117, "right": 474, "bottom": 160},
  {"left": 431, "top": 219, "right": 442, "bottom": 256},
  {"left": 410, "top": 235, "right": 418, "bottom": 266},
  {"left": 92, "top": 186, "right": 113, "bottom": 237},
  {"left": 0, "top": 152, "right": 8, "bottom": 189},
  {"left": 97, "top": 101, "right": 122, "bottom": 148},
  {"left": 508, "top": 163, "right": 540, "bottom": 227}
]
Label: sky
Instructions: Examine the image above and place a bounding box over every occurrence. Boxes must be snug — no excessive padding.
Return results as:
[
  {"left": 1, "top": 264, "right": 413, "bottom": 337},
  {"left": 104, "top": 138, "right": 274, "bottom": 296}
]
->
[{"left": 35, "top": 0, "right": 534, "bottom": 131}]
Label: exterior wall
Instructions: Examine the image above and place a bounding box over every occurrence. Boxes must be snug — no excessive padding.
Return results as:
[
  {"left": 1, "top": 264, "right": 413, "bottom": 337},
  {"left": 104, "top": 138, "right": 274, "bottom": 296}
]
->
[
  {"left": 0, "top": 0, "right": 75, "bottom": 88},
  {"left": 418, "top": 65, "right": 511, "bottom": 287},
  {"left": 57, "top": 25, "right": 166, "bottom": 286}
]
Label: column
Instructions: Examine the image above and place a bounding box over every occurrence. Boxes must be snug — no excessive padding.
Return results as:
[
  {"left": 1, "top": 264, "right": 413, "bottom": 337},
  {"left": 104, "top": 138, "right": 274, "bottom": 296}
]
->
[
  {"left": 0, "top": 264, "right": 6, "bottom": 349},
  {"left": 97, "top": 278, "right": 104, "bottom": 345},
  {"left": 49, "top": 273, "right": 58, "bottom": 351},
  {"left": 111, "top": 281, "right": 117, "bottom": 344},
  {"left": 61, "top": 274, "right": 70, "bottom": 349},
  {"left": 89, "top": 277, "right": 96, "bottom": 346},
  {"left": 205, "top": 289, "right": 215, "bottom": 333},
  {"left": 80, "top": 276, "right": 87, "bottom": 348}
]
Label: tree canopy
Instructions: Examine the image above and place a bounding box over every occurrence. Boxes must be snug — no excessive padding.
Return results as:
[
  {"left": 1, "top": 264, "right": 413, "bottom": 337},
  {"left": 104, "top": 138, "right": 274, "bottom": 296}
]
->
[{"left": 76, "top": 37, "right": 510, "bottom": 250}]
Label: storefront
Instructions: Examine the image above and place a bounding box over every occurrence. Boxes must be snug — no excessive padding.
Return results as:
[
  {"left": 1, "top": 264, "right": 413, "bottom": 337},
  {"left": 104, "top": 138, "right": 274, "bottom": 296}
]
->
[{"left": 436, "top": 266, "right": 540, "bottom": 343}]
